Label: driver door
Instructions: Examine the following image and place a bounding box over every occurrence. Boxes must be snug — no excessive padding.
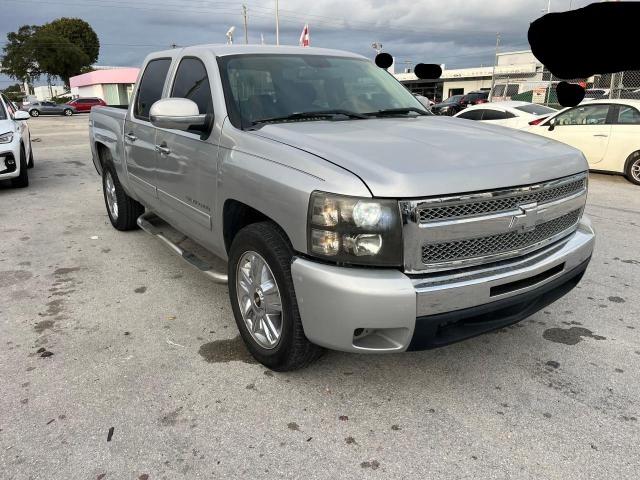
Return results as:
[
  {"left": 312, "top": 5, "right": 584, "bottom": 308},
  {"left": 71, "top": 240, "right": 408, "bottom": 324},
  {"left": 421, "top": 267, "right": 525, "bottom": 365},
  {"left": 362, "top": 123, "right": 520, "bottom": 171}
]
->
[{"left": 539, "top": 104, "right": 612, "bottom": 166}]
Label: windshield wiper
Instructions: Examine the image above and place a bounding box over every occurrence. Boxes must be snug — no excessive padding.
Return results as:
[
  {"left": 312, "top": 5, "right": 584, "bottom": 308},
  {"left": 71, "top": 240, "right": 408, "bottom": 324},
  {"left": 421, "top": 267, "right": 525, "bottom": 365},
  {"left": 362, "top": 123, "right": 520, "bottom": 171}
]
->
[
  {"left": 364, "top": 107, "right": 430, "bottom": 117},
  {"left": 250, "top": 109, "right": 368, "bottom": 127}
]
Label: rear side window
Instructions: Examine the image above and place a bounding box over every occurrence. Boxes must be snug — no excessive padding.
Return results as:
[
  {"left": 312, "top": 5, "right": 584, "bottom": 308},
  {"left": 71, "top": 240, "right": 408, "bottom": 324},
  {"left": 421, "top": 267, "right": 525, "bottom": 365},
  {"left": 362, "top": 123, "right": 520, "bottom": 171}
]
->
[
  {"left": 482, "top": 109, "right": 510, "bottom": 121},
  {"left": 515, "top": 104, "right": 557, "bottom": 115},
  {"left": 171, "top": 57, "right": 213, "bottom": 116},
  {"left": 134, "top": 58, "right": 172, "bottom": 120},
  {"left": 457, "top": 109, "right": 483, "bottom": 120},
  {"left": 616, "top": 105, "right": 640, "bottom": 125}
]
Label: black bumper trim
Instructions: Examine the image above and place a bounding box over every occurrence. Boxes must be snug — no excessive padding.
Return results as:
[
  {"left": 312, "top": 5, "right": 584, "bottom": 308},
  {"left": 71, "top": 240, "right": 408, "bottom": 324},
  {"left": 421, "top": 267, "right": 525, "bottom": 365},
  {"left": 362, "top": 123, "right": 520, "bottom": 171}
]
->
[{"left": 407, "top": 257, "right": 591, "bottom": 351}]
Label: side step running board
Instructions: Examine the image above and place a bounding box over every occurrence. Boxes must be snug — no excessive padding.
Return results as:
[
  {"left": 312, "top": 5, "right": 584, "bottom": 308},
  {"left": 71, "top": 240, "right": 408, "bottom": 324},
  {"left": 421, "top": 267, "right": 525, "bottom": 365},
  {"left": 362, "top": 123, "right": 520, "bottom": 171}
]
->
[{"left": 137, "top": 212, "right": 228, "bottom": 284}]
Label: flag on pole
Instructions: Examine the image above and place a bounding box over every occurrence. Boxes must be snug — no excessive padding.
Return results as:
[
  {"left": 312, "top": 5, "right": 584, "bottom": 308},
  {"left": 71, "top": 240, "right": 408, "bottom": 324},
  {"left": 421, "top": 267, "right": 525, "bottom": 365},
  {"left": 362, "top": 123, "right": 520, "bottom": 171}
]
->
[{"left": 299, "top": 24, "right": 310, "bottom": 47}]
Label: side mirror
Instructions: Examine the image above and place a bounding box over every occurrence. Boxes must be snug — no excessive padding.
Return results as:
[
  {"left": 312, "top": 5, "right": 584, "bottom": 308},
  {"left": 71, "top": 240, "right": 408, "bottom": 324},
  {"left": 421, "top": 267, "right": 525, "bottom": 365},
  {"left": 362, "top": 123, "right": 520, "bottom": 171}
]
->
[
  {"left": 149, "top": 98, "right": 209, "bottom": 131},
  {"left": 13, "top": 111, "right": 30, "bottom": 121},
  {"left": 548, "top": 118, "right": 557, "bottom": 131}
]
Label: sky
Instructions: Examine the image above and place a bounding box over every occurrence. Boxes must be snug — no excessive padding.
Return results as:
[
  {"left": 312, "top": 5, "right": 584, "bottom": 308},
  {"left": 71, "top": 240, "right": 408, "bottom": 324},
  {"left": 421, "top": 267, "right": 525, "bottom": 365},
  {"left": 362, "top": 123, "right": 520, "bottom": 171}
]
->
[{"left": 0, "top": 0, "right": 590, "bottom": 87}]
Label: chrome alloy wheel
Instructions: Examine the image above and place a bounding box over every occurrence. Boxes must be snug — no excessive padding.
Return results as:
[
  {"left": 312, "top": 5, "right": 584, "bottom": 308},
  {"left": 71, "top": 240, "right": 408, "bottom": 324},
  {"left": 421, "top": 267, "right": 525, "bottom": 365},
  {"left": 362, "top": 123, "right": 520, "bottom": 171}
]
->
[
  {"left": 236, "top": 251, "right": 283, "bottom": 349},
  {"left": 632, "top": 157, "right": 640, "bottom": 183},
  {"left": 105, "top": 172, "right": 119, "bottom": 220}
]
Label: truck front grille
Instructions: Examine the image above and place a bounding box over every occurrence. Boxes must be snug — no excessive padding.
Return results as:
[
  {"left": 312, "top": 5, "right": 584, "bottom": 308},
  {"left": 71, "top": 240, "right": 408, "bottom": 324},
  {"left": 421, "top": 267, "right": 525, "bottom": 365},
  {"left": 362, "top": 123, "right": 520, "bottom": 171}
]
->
[
  {"left": 418, "top": 177, "right": 586, "bottom": 223},
  {"left": 399, "top": 172, "right": 588, "bottom": 273},
  {"left": 421, "top": 209, "right": 581, "bottom": 264}
]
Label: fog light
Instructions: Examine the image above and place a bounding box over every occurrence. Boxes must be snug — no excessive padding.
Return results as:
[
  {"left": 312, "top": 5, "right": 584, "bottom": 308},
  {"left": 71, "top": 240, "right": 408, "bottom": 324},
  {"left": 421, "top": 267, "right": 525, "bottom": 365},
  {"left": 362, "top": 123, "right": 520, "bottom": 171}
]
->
[
  {"left": 6, "top": 157, "right": 15, "bottom": 167},
  {"left": 343, "top": 234, "right": 382, "bottom": 256},
  {"left": 311, "top": 229, "right": 339, "bottom": 256}
]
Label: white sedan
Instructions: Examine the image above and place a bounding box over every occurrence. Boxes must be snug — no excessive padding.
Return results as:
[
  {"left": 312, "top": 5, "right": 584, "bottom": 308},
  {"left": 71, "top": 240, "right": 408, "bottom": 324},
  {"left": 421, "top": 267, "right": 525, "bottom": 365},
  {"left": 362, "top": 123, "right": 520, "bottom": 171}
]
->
[
  {"left": 453, "top": 101, "right": 557, "bottom": 129},
  {"left": 0, "top": 92, "right": 33, "bottom": 188},
  {"left": 523, "top": 99, "right": 640, "bottom": 186}
]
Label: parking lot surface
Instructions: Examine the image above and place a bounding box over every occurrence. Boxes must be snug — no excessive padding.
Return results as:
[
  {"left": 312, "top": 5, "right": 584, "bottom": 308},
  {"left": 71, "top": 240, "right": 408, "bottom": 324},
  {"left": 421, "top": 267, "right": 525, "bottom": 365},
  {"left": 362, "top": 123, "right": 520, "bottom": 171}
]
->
[{"left": 1, "top": 115, "right": 638, "bottom": 479}]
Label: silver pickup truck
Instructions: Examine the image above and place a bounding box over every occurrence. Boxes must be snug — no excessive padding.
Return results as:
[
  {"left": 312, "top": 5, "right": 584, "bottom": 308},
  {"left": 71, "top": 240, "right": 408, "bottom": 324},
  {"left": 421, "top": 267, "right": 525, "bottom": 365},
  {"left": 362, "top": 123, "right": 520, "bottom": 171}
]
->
[{"left": 89, "top": 45, "right": 595, "bottom": 370}]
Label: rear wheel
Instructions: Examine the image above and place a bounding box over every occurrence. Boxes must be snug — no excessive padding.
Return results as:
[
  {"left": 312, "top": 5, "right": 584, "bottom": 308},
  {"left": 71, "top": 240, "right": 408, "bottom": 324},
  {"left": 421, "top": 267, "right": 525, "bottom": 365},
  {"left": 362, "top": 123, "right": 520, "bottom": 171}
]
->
[
  {"left": 624, "top": 151, "right": 640, "bottom": 186},
  {"left": 11, "top": 145, "right": 29, "bottom": 188},
  {"left": 29, "top": 109, "right": 39, "bottom": 117},
  {"left": 228, "top": 222, "right": 323, "bottom": 371},
  {"left": 101, "top": 158, "right": 144, "bottom": 230}
]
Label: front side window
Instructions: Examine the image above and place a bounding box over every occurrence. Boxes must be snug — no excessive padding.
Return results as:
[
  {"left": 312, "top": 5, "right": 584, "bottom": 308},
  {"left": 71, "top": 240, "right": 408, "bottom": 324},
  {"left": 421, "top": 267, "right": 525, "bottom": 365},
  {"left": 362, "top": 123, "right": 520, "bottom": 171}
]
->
[
  {"left": 134, "top": 58, "right": 172, "bottom": 120},
  {"left": 171, "top": 57, "right": 213, "bottom": 116},
  {"left": 218, "top": 54, "right": 426, "bottom": 128},
  {"left": 616, "top": 105, "right": 640, "bottom": 125},
  {"left": 457, "top": 109, "right": 483, "bottom": 120},
  {"left": 554, "top": 104, "right": 610, "bottom": 126},
  {"left": 482, "top": 109, "right": 509, "bottom": 121}
]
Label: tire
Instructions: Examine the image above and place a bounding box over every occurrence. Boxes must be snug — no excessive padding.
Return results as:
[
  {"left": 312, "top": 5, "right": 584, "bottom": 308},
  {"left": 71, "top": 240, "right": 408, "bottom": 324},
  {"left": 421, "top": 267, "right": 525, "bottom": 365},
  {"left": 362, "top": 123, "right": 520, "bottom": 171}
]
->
[
  {"left": 27, "top": 142, "right": 34, "bottom": 168},
  {"left": 63, "top": 109, "right": 73, "bottom": 116},
  {"left": 228, "top": 222, "right": 323, "bottom": 371},
  {"left": 102, "top": 160, "right": 144, "bottom": 231},
  {"left": 29, "top": 109, "right": 39, "bottom": 117},
  {"left": 11, "top": 145, "right": 29, "bottom": 188},
  {"left": 624, "top": 151, "right": 640, "bottom": 186}
]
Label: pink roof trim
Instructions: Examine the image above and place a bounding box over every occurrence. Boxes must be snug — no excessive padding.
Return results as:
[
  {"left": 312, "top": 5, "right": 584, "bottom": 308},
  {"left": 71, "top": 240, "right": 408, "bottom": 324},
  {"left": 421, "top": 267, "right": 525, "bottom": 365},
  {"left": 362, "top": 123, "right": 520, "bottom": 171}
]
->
[{"left": 70, "top": 68, "right": 140, "bottom": 88}]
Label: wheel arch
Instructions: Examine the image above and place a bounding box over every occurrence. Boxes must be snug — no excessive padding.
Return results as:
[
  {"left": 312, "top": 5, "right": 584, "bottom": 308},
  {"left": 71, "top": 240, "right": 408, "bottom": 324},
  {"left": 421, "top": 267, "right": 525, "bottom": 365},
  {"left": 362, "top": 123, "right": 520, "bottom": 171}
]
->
[{"left": 222, "top": 199, "right": 294, "bottom": 255}]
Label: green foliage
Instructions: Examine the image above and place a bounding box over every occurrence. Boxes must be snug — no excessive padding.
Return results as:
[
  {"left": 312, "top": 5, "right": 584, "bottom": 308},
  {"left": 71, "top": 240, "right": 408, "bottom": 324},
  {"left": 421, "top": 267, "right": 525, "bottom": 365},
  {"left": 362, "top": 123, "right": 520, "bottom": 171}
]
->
[
  {"left": 52, "top": 95, "right": 72, "bottom": 104},
  {"left": 0, "top": 18, "right": 100, "bottom": 86}
]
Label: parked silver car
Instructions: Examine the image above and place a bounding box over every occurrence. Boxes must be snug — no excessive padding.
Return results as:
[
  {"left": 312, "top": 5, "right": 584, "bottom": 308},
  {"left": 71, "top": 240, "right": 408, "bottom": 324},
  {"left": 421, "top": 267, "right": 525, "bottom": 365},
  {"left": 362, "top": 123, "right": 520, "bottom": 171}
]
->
[
  {"left": 89, "top": 45, "right": 594, "bottom": 370},
  {"left": 23, "top": 101, "right": 75, "bottom": 117}
]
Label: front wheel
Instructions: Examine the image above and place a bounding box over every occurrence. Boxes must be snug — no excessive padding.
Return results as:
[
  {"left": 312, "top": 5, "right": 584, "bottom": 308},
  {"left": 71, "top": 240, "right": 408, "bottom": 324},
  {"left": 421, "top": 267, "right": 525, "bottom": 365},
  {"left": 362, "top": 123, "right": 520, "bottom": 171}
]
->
[
  {"left": 625, "top": 151, "right": 640, "bottom": 186},
  {"left": 27, "top": 143, "right": 34, "bottom": 168},
  {"left": 11, "top": 146, "right": 29, "bottom": 188},
  {"left": 29, "top": 110, "right": 39, "bottom": 117},
  {"left": 228, "top": 222, "right": 323, "bottom": 371},
  {"left": 63, "top": 109, "right": 73, "bottom": 116}
]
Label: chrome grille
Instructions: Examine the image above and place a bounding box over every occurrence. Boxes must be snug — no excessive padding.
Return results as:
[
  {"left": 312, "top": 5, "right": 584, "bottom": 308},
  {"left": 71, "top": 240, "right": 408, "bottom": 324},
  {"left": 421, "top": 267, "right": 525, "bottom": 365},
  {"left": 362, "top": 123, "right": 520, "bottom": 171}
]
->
[
  {"left": 418, "top": 177, "right": 586, "bottom": 223},
  {"left": 421, "top": 209, "right": 581, "bottom": 264}
]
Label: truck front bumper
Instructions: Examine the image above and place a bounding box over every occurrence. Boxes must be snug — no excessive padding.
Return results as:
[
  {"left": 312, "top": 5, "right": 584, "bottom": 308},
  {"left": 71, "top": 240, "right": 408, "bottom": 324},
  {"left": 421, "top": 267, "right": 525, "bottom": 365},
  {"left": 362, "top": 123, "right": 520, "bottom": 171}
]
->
[{"left": 291, "top": 215, "right": 595, "bottom": 353}]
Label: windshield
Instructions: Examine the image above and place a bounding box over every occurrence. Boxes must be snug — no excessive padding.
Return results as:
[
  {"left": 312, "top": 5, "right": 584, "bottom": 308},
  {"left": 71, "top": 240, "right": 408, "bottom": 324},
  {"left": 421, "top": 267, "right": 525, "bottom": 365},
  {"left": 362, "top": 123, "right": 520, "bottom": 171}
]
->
[
  {"left": 515, "top": 104, "right": 557, "bottom": 115},
  {"left": 0, "top": 100, "right": 6, "bottom": 120},
  {"left": 218, "top": 54, "right": 428, "bottom": 128}
]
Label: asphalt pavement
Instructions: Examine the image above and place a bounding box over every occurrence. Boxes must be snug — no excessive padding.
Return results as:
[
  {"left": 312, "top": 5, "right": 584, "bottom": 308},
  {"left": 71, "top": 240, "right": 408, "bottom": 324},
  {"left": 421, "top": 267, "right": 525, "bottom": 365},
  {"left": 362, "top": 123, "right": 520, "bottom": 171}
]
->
[{"left": 0, "top": 115, "right": 638, "bottom": 479}]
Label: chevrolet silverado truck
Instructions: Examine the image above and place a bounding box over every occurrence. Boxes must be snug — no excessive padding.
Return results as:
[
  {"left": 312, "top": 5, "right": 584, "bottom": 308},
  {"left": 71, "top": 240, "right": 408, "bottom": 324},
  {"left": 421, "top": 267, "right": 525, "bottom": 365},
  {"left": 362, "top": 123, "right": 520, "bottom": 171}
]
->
[{"left": 89, "top": 45, "right": 595, "bottom": 370}]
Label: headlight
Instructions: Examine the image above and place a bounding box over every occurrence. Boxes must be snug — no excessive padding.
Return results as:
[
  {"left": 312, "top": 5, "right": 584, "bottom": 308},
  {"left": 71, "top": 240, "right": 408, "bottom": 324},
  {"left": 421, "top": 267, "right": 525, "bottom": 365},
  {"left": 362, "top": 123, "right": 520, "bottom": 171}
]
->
[
  {"left": 307, "top": 191, "right": 402, "bottom": 266},
  {"left": 0, "top": 132, "right": 14, "bottom": 144}
]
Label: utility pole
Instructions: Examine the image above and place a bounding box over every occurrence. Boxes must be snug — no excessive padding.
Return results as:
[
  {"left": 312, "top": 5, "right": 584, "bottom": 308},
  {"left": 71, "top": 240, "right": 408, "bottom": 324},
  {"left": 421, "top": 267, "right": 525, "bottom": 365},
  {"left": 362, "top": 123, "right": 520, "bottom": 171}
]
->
[
  {"left": 242, "top": 5, "right": 248, "bottom": 44},
  {"left": 489, "top": 32, "right": 500, "bottom": 101},
  {"left": 275, "top": 0, "right": 280, "bottom": 46}
]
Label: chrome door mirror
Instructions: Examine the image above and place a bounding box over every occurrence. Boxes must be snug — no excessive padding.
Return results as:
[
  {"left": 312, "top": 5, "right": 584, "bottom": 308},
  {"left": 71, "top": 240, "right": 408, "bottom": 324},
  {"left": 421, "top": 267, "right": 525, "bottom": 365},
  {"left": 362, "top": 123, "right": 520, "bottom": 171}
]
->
[
  {"left": 13, "top": 111, "right": 30, "bottom": 121},
  {"left": 149, "top": 98, "right": 208, "bottom": 131}
]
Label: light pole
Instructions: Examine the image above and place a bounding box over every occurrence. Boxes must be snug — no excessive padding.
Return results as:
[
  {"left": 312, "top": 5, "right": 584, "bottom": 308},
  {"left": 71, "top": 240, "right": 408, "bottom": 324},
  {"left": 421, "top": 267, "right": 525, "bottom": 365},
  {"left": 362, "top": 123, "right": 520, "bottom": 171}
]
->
[
  {"left": 275, "top": 0, "right": 280, "bottom": 46},
  {"left": 489, "top": 32, "right": 500, "bottom": 101},
  {"left": 242, "top": 5, "right": 248, "bottom": 44}
]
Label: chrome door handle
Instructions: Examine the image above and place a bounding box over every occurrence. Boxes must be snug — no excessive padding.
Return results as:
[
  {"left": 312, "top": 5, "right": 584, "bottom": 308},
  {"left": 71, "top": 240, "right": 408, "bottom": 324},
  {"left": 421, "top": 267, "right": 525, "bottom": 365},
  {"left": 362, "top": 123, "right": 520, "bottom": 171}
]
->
[
  {"left": 125, "top": 133, "right": 137, "bottom": 142},
  {"left": 155, "top": 144, "right": 171, "bottom": 155},
  {"left": 593, "top": 134, "right": 608, "bottom": 137}
]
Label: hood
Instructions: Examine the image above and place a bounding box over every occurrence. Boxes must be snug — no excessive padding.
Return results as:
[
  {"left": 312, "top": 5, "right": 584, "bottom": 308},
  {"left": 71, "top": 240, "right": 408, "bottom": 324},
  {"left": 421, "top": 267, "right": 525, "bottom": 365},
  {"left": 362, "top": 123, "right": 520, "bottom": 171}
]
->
[{"left": 250, "top": 116, "right": 587, "bottom": 198}]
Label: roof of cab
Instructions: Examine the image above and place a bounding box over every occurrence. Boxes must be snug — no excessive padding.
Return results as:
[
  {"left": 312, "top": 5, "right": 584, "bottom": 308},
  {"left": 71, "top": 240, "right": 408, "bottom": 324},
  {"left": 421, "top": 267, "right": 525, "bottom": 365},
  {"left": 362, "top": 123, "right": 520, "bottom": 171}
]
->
[{"left": 150, "top": 44, "right": 367, "bottom": 59}]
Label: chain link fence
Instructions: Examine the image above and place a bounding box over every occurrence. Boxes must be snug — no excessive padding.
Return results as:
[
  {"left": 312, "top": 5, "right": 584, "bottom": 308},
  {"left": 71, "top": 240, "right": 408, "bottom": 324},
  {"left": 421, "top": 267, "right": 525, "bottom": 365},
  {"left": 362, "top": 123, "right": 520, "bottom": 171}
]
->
[{"left": 489, "top": 69, "right": 640, "bottom": 108}]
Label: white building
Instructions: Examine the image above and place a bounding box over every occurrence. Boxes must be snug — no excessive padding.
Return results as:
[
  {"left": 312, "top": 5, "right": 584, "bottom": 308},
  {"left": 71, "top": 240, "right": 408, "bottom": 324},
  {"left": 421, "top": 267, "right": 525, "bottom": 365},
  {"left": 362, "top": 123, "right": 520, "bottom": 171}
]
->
[{"left": 33, "top": 84, "right": 68, "bottom": 101}]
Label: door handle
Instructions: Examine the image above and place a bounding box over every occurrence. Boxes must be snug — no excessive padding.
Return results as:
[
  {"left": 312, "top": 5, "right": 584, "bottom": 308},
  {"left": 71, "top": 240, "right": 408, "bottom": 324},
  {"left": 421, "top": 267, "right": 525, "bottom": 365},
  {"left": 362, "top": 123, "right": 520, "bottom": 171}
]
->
[
  {"left": 125, "top": 133, "right": 137, "bottom": 142},
  {"left": 593, "top": 134, "right": 608, "bottom": 137},
  {"left": 155, "top": 144, "right": 171, "bottom": 155}
]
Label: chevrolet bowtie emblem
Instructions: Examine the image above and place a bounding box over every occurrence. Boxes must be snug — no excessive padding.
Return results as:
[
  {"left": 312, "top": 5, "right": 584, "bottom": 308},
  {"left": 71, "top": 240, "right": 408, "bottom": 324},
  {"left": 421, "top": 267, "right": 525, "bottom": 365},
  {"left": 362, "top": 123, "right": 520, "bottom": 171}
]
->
[{"left": 510, "top": 203, "right": 539, "bottom": 232}]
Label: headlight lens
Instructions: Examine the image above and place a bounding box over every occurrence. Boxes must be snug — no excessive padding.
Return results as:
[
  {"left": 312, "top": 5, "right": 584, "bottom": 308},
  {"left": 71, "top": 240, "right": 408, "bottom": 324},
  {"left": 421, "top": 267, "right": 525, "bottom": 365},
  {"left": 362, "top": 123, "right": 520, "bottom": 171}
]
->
[
  {"left": 0, "top": 132, "right": 14, "bottom": 144},
  {"left": 307, "top": 192, "right": 402, "bottom": 266}
]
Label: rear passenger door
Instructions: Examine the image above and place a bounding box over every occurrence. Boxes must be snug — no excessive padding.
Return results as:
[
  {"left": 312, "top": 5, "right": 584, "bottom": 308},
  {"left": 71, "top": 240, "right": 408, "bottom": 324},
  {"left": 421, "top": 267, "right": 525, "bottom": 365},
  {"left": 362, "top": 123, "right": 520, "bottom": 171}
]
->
[
  {"left": 124, "top": 57, "right": 172, "bottom": 206},
  {"left": 155, "top": 56, "right": 217, "bottom": 239},
  {"left": 602, "top": 104, "right": 640, "bottom": 173}
]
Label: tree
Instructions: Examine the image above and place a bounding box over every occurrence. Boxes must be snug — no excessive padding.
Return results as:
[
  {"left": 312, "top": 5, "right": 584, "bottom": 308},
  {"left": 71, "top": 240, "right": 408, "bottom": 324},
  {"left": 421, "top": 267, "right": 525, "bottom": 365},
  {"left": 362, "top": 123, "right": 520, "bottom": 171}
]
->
[
  {"left": 0, "top": 25, "right": 42, "bottom": 83},
  {"left": 0, "top": 18, "right": 100, "bottom": 87},
  {"left": 1, "top": 83, "right": 24, "bottom": 102}
]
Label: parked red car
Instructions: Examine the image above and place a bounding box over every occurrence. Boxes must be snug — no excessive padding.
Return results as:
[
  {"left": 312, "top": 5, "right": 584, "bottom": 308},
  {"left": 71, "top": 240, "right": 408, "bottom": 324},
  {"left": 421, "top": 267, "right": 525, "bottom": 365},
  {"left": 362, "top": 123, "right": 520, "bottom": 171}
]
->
[{"left": 66, "top": 97, "right": 107, "bottom": 112}]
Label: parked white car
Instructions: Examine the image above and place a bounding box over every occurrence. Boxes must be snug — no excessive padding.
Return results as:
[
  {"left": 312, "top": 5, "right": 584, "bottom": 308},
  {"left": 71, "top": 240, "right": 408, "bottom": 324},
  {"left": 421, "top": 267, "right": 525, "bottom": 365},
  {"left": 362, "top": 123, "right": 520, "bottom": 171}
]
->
[
  {"left": 524, "top": 99, "right": 640, "bottom": 185},
  {"left": 454, "top": 101, "right": 557, "bottom": 129},
  {"left": 0, "top": 93, "right": 33, "bottom": 188}
]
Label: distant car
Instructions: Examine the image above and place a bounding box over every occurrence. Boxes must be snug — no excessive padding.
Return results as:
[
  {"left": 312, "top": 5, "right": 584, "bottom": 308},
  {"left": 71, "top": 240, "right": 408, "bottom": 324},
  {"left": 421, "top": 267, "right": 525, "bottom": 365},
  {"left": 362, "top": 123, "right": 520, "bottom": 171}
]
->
[
  {"left": 431, "top": 95, "right": 466, "bottom": 115},
  {"left": 66, "top": 97, "right": 107, "bottom": 113},
  {"left": 413, "top": 94, "right": 433, "bottom": 110},
  {"left": 23, "top": 101, "right": 76, "bottom": 117},
  {"left": 454, "top": 101, "right": 557, "bottom": 129},
  {"left": 0, "top": 92, "right": 33, "bottom": 188},
  {"left": 461, "top": 90, "right": 489, "bottom": 107},
  {"left": 523, "top": 99, "right": 640, "bottom": 185}
]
